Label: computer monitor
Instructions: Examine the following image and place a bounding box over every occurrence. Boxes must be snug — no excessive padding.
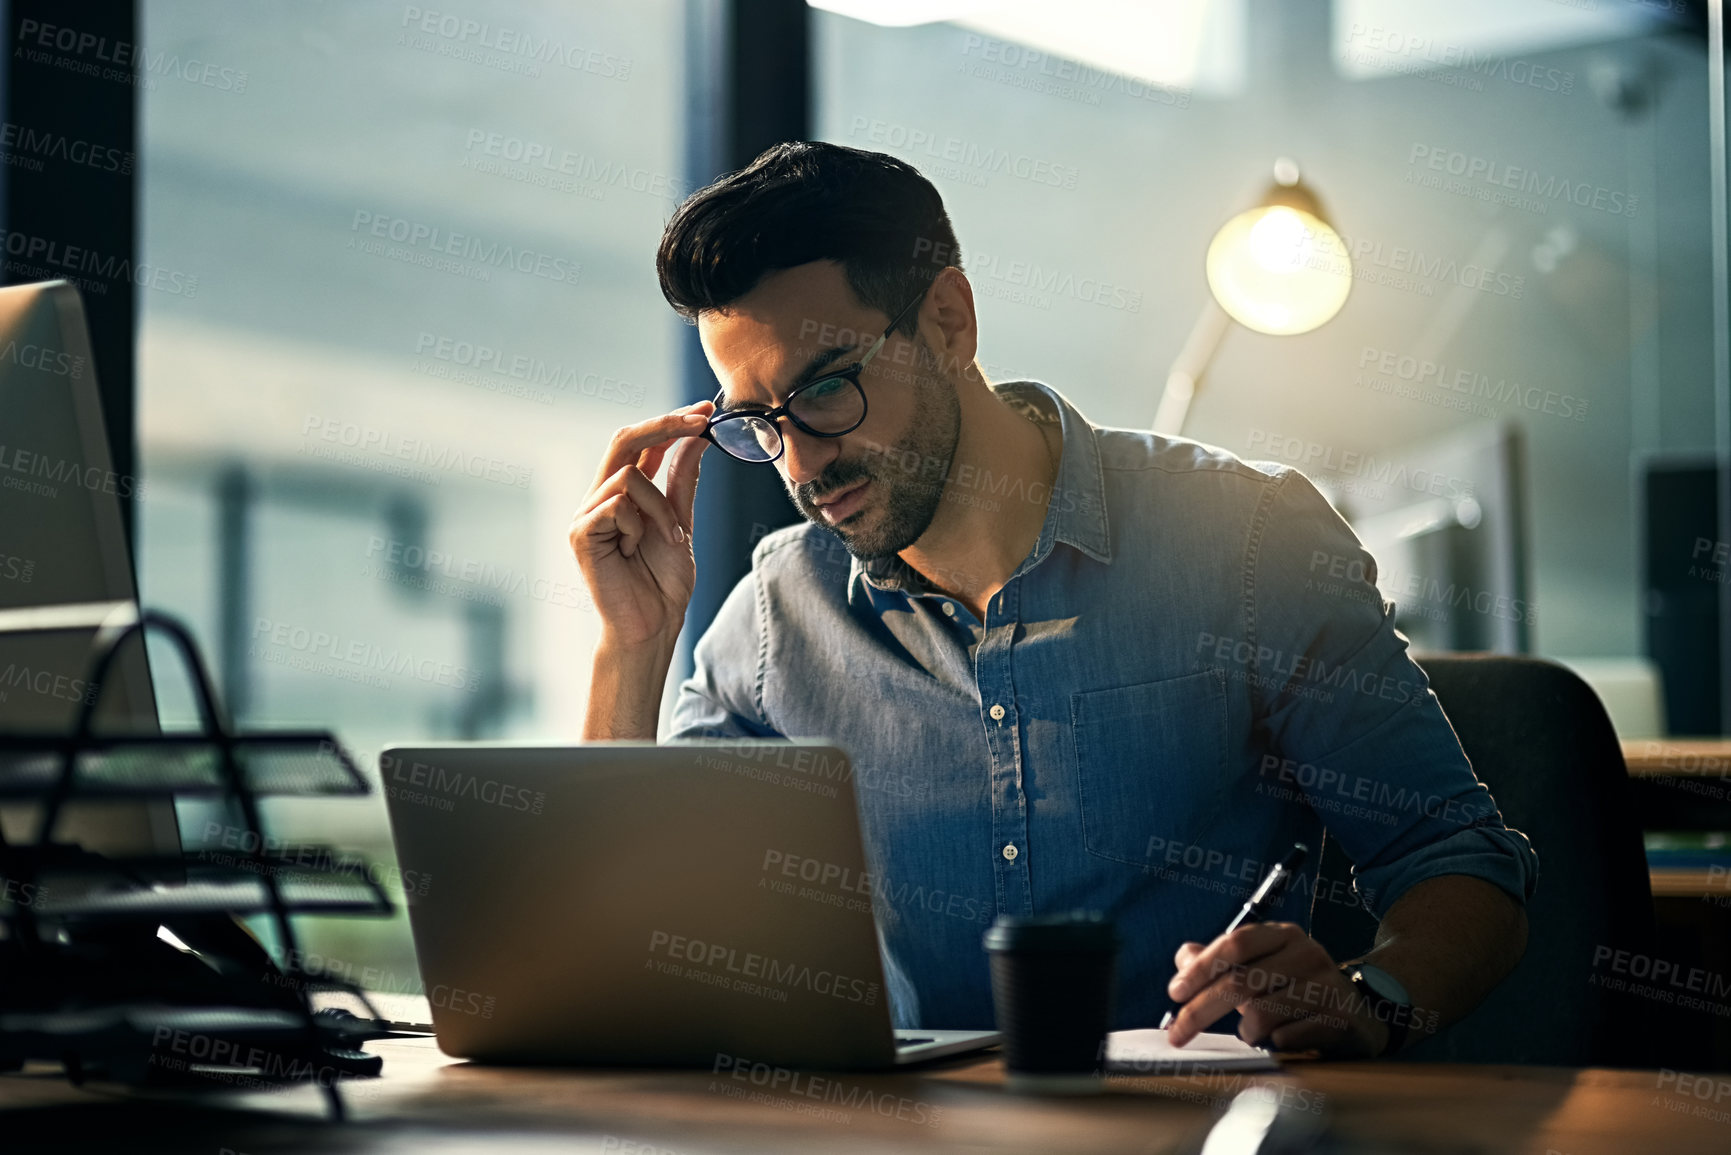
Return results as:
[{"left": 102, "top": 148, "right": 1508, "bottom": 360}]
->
[
  {"left": 1337, "top": 421, "right": 1531, "bottom": 654},
  {"left": 0, "top": 280, "right": 178, "bottom": 856}
]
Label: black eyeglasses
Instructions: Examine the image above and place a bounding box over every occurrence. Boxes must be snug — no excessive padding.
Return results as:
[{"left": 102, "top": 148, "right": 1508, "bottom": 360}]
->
[{"left": 703, "top": 290, "right": 927, "bottom": 464}]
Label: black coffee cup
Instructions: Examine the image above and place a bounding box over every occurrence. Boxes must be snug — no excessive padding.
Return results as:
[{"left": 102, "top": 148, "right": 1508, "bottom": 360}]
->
[{"left": 982, "top": 910, "right": 1119, "bottom": 1094}]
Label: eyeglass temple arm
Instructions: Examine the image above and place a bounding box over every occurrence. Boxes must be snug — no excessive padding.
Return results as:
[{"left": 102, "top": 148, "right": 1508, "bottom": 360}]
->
[{"left": 860, "top": 289, "right": 927, "bottom": 368}]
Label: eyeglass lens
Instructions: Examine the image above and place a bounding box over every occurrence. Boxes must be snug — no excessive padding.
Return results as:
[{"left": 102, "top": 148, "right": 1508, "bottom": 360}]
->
[{"left": 711, "top": 375, "right": 866, "bottom": 462}]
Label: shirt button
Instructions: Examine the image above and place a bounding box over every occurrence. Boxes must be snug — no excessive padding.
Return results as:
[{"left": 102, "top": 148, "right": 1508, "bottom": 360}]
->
[
  {"left": 942, "top": 602, "right": 956, "bottom": 617},
  {"left": 989, "top": 703, "right": 1006, "bottom": 721},
  {"left": 1002, "top": 844, "right": 1019, "bottom": 861}
]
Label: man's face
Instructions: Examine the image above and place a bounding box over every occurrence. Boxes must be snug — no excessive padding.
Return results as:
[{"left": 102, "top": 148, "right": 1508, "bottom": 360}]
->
[{"left": 698, "top": 261, "right": 961, "bottom": 560}]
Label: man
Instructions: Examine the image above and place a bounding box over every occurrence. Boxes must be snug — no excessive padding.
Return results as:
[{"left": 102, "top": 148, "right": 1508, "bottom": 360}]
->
[{"left": 569, "top": 141, "right": 1536, "bottom": 1057}]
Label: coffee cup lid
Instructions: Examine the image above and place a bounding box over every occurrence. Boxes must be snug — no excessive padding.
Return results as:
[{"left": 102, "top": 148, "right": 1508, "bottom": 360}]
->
[{"left": 982, "top": 910, "right": 1118, "bottom": 953}]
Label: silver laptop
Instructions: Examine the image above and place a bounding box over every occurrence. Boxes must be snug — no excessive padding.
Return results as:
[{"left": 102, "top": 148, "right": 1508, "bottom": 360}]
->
[{"left": 380, "top": 741, "right": 1000, "bottom": 1069}]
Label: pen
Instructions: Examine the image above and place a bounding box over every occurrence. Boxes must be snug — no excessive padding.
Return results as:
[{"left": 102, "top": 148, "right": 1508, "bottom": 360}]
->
[{"left": 1159, "top": 841, "right": 1310, "bottom": 1031}]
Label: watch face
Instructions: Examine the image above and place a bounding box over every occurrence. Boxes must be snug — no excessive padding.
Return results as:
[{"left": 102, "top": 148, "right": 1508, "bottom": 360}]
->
[{"left": 1356, "top": 964, "right": 1411, "bottom": 1006}]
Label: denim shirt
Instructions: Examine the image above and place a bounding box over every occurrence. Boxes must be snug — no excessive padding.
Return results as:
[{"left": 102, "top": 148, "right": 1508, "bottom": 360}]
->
[{"left": 666, "top": 379, "right": 1539, "bottom": 1030}]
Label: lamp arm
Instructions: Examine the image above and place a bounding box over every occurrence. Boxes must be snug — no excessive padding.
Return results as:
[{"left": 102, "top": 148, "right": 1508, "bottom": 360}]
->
[{"left": 1153, "top": 298, "right": 1231, "bottom": 437}]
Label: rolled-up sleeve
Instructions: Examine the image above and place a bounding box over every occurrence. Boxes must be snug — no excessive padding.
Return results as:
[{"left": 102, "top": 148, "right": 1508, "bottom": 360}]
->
[
  {"left": 1248, "top": 469, "right": 1539, "bottom": 916},
  {"left": 663, "top": 570, "right": 783, "bottom": 743}
]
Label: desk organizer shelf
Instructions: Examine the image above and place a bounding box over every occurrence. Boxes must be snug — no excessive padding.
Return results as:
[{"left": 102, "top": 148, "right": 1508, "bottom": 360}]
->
[
  {"left": 0, "top": 732, "right": 372, "bottom": 798},
  {"left": 0, "top": 606, "right": 396, "bottom": 1119}
]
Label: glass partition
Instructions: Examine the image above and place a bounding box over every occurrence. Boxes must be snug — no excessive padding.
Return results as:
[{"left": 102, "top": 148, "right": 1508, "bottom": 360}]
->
[{"left": 138, "top": 0, "right": 684, "bottom": 980}]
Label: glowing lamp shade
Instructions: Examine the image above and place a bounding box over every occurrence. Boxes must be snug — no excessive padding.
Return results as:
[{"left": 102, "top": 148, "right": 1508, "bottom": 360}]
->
[{"left": 1204, "top": 204, "right": 1352, "bottom": 336}]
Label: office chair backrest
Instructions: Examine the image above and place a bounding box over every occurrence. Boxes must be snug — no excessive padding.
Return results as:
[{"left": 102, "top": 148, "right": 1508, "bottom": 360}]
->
[{"left": 1307, "top": 654, "right": 1655, "bottom": 1066}]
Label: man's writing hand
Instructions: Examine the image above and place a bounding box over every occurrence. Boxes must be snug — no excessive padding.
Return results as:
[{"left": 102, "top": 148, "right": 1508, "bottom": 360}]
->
[{"left": 1165, "top": 923, "right": 1390, "bottom": 1058}]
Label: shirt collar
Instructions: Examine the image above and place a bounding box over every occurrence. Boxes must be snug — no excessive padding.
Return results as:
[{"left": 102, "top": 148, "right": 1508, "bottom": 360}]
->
[{"left": 848, "top": 379, "right": 1112, "bottom": 599}]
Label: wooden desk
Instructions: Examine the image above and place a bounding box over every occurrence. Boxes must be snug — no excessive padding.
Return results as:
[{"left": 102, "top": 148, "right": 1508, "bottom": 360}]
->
[
  {"left": 1623, "top": 747, "right": 1731, "bottom": 1069},
  {"left": 1619, "top": 739, "right": 1731, "bottom": 836},
  {"left": 1652, "top": 867, "right": 1731, "bottom": 899},
  {"left": 5, "top": 1036, "right": 1731, "bottom": 1154},
  {"left": 1622, "top": 739, "right": 1731, "bottom": 779}
]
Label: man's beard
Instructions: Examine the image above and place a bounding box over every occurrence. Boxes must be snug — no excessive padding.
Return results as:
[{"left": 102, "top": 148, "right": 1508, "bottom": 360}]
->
[{"left": 786, "top": 346, "right": 962, "bottom": 561}]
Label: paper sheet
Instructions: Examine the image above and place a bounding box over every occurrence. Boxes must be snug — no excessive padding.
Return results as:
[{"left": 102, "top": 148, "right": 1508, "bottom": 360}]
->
[{"left": 1105, "top": 1028, "right": 1279, "bottom": 1074}]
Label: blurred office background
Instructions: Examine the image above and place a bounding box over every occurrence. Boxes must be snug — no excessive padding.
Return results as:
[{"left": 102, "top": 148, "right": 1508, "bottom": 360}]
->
[{"left": 44, "top": 0, "right": 1710, "bottom": 1003}]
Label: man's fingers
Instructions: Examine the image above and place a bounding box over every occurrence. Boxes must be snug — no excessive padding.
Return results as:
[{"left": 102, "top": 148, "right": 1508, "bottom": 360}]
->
[
  {"left": 637, "top": 419, "right": 698, "bottom": 483},
  {"left": 1168, "top": 936, "right": 1316, "bottom": 1047},
  {"left": 638, "top": 441, "right": 673, "bottom": 483},
  {"left": 606, "top": 494, "right": 647, "bottom": 558},
  {"left": 1236, "top": 973, "right": 1332, "bottom": 1046},
  {"left": 591, "top": 405, "right": 711, "bottom": 493},
  {"left": 616, "top": 466, "right": 685, "bottom": 545},
  {"left": 1167, "top": 963, "right": 1253, "bottom": 1045},
  {"left": 643, "top": 399, "right": 711, "bottom": 489},
  {"left": 1265, "top": 1012, "right": 1338, "bottom": 1054},
  {"left": 580, "top": 465, "right": 683, "bottom": 546},
  {"left": 1169, "top": 923, "right": 1298, "bottom": 1003},
  {"left": 665, "top": 424, "right": 711, "bottom": 532},
  {"left": 575, "top": 493, "right": 647, "bottom": 560}
]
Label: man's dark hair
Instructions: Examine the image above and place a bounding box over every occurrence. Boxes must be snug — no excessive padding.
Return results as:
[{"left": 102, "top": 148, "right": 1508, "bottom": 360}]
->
[{"left": 657, "top": 141, "right": 961, "bottom": 338}]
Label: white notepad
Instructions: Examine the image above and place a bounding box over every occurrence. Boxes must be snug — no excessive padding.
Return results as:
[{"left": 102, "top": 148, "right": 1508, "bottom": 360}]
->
[{"left": 1105, "top": 1028, "right": 1279, "bottom": 1074}]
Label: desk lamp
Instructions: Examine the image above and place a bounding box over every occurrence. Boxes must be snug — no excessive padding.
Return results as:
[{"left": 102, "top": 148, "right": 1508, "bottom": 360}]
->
[{"left": 1153, "top": 158, "right": 1352, "bottom": 436}]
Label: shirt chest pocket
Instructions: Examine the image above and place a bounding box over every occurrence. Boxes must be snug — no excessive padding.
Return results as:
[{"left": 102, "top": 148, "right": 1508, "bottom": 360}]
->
[{"left": 1070, "top": 670, "right": 1232, "bottom": 867}]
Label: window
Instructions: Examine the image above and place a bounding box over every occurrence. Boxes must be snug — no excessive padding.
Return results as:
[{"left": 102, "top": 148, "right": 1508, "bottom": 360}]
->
[{"left": 138, "top": 0, "right": 684, "bottom": 978}]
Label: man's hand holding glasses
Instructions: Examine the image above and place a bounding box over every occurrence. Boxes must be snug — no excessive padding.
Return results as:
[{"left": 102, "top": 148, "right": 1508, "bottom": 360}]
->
[{"left": 569, "top": 401, "right": 714, "bottom": 659}]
